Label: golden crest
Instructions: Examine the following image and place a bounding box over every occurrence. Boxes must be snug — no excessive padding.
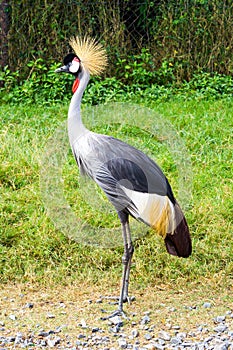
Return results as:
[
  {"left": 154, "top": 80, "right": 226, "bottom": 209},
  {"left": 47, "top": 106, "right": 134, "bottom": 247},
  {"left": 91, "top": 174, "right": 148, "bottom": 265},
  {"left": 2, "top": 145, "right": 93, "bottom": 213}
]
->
[{"left": 69, "top": 36, "right": 108, "bottom": 75}]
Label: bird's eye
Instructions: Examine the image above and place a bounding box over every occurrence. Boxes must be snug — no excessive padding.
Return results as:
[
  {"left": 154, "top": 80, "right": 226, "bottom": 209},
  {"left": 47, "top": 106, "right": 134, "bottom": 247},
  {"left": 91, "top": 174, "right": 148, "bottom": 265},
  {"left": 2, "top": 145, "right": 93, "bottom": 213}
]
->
[{"left": 69, "top": 58, "right": 80, "bottom": 73}]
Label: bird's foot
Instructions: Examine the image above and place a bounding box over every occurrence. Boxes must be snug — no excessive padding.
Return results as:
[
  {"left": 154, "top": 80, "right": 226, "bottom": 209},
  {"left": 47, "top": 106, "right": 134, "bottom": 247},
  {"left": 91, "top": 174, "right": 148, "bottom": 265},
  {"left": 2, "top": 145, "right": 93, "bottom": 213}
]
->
[
  {"left": 100, "top": 295, "right": 135, "bottom": 321},
  {"left": 101, "top": 308, "right": 128, "bottom": 321}
]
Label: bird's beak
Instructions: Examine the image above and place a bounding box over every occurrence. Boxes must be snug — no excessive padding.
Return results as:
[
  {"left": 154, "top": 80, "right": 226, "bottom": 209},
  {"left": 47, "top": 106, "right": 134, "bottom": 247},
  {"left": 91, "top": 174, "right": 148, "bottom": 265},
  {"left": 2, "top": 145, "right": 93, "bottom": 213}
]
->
[{"left": 55, "top": 65, "right": 69, "bottom": 73}]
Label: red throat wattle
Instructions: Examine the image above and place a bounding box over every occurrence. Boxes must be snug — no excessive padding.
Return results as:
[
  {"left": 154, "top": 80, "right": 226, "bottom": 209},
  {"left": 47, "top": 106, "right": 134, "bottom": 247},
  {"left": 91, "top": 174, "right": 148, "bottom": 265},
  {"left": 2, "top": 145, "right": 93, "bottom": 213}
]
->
[{"left": 72, "top": 78, "right": 80, "bottom": 93}]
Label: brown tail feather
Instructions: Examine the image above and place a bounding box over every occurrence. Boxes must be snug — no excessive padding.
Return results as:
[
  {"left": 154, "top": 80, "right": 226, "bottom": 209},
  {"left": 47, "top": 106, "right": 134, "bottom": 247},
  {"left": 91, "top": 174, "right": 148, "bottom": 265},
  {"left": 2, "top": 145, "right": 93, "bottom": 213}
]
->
[{"left": 164, "top": 203, "right": 192, "bottom": 258}]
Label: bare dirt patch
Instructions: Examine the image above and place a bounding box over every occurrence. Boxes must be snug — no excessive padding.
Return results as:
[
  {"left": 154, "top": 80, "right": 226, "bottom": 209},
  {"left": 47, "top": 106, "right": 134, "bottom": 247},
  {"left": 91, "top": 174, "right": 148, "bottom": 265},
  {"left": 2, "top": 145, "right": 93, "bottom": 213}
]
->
[{"left": 0, "top": 279, "right": 233, "bottom": 348}]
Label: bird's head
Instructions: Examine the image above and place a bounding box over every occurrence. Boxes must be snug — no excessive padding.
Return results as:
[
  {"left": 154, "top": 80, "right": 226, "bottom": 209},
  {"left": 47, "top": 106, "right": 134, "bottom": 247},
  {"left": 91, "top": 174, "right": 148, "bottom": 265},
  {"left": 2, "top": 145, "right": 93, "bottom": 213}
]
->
[
  {"left": 55, "top": 53, "right": 81, "bottom": 75},
  {"left": 55, "top": 36, "right": 108, "bottom": 93},
  {"left": 55, "top": 53, "right": 82, "bottom": 93}
]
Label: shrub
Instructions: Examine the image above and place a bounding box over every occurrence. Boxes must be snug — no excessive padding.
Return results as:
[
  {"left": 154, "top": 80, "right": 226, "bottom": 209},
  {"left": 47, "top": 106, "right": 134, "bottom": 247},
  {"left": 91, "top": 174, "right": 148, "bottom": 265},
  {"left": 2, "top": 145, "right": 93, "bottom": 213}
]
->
[{"left": 0, "top": 54, "right": 232, "bottom": 105}]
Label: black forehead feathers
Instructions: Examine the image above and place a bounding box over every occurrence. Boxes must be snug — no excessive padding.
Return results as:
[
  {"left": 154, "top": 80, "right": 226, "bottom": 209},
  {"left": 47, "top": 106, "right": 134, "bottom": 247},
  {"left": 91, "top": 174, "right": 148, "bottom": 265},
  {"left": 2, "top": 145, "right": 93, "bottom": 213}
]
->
[{"left": 63, "top": 53, "right": 80, "bottom": 65}]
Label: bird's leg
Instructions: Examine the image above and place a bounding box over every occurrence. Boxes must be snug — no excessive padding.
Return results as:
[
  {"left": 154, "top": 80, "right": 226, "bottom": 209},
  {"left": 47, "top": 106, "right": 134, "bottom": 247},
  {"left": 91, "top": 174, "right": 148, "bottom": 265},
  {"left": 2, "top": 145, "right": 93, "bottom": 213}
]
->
[
  {"left": 118, "top": 211, "right": 134, "bottom": 313},
  {"left": 101, "top": 211, "right": 134, "bottom": 320},
  {"left": 122, "top": 219, "right": 134, "bottom": 303}
]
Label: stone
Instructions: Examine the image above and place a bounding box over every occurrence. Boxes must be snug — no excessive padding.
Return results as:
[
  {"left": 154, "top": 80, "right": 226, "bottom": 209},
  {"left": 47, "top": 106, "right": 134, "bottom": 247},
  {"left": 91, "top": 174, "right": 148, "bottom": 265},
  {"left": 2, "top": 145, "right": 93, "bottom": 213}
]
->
[
  {"left": 203, "top": 302, "right": 212, "bottom": 308},
  {"left": 131, "top": 329, "right": 139, "bottom": 338},
  {"left": 144, "top": 333, "right": 152, "bottom": 340},
  {"left": 214, "top": 325, "right": 228, "bottom": 333},
  {"left": 215, "top": 316, "right": 226, "bottom": 323},
  {"left": 47, "top": 337, "right": 61, "bottom": 347},
  {"left": 8, "top": 314, "right": 17, "bottom": 321},
  {"left": 109, "top": 315, "right": 123, "bottom": 325},
  {"left": 158, "top": 330, "right": 171, "bottom": 341},
  {"left": 141, "top": 315, "right": 150, "bottom": 325},
  {"left": 118, "top": 338, "right": 127, "bottom": 348}
]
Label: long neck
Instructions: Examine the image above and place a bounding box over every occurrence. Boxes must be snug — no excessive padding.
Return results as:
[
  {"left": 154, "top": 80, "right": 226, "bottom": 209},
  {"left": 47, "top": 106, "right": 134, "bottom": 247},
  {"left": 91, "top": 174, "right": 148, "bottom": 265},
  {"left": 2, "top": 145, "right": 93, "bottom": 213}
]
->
[{"left": 68, "top": 68, "right": 90, "bottom": 144}]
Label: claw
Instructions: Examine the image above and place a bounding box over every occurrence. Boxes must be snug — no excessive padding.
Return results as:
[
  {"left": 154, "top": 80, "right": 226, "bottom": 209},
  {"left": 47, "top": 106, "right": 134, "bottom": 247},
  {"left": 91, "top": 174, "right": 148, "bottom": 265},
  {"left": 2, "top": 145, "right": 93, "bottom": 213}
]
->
[
  {"left": 101, "top": 309, "right": 128, "bottom": 321},
  {"left": 100, "top": 295, "right": 135, "bottom": 321}
]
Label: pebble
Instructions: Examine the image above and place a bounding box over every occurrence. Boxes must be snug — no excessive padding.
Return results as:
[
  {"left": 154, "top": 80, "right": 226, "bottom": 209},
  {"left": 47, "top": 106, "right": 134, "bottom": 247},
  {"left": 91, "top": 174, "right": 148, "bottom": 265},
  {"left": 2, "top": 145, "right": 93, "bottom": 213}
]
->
[
  {"left": 141, "top": 315, "right": 150, "bottom": 325},
  {"left": 77, "top": 334, "right": 86, "bottom": 339},
  {"left": 38, "top": 331, "right": 51, "bottom": 337},
  {"left": 109, "top": 315, "right": 123, "bottom": 326},
  {"left": 144, "top": 333, "right": 152, "bottom": 340},
  {"left": 170, "top": 336, "right": 182, "bottom": 345},
  {"left": 118, "top": 338, "right": 127, "bottom": 348},
  {"left": 169, "top": 307, "right": 176, "bottom": 312},
  {"left": 214, "top": 325, "right": 228, "bottom": 333},
  {"left": 25, "top": 302, "right": 34, "bottom": 309},
  {"left": 176, "top": 331, "right": 186, "bottom": 339},
  {"left": 8, "top": 314, "right": 17, "bottom": 321},
  {"left": 158, "top": 330, "right": 171, "bottom": 341},
  {"left": 131, "top": 329, "right": 139, "bottom": 338},
  {"left": 203, "top": 302, "right": 212, "bottom": 308},
  {"left": 109, "top": 325, "right": 121, "bottom": 333},
  {"left": 215, "top": 315, "right": 226, "bottom": 323},
  {"left": 144, "top": 344, "right": 157, "bottom": 350},
  {"left": 96, "top": 299, "right": 103, "bottom": 304},
  {"left": 80, "top": 318, "right": 87, "bottom": 328},
  {"left": 47, "top": 336, "right": 61, "bottom": 347},
  {"left": 172, "top": 325, "right": 180, "bottom": 330},
  {"left": 92, "top": 327, "right": 100, "bottom": 333},
  {"left": 150, "top": 343, "right": 163, "bottom": 350}
]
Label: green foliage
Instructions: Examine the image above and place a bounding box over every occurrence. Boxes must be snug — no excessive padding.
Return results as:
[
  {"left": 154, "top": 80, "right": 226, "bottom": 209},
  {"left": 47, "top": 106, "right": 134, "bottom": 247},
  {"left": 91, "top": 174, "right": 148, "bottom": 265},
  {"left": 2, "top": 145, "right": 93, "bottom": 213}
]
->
[
  {"left": 0, "top": 59, "right": 72, "bottom": 104},
  {"left": 115, "top": 49, "right": 155, "bottom": 86},
  {"left": 180, "top": 72, "right": 233, "bottom": 99},
  {"left": 84, "top": 77, "right": 125, "bottom": 105},
  {"left": 1, "top": 52, "right": 232, "bottom": 105}
]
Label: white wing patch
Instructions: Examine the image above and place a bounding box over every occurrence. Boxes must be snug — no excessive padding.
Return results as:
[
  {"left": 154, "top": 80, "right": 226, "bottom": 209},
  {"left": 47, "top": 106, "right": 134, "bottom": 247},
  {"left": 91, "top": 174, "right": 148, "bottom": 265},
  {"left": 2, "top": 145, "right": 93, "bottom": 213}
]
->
[{"left": 121, "top": 186, "right": 176, "bottom": 237}]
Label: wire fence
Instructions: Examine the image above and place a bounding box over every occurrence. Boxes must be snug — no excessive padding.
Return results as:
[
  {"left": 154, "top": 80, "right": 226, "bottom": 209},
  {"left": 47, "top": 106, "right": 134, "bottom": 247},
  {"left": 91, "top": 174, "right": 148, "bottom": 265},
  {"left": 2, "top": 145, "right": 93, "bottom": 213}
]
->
[{"left": 1, "top": 0, "right": 233, "bottom": 80}]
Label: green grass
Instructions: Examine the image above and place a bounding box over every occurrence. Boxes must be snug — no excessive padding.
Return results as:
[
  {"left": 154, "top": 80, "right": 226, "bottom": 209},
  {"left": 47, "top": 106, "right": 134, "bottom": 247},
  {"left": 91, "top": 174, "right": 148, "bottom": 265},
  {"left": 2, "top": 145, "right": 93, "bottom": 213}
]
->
[{"left": 1, "top": 98, "right": 233, "bottom": 288}]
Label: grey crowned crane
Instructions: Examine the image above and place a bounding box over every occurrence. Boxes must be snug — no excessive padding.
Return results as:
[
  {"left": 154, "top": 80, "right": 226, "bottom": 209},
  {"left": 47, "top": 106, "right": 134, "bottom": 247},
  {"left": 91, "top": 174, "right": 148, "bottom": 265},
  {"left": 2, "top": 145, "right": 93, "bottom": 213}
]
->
[{"left": 55, "top": 36, "right": 192, "bottom": 317}]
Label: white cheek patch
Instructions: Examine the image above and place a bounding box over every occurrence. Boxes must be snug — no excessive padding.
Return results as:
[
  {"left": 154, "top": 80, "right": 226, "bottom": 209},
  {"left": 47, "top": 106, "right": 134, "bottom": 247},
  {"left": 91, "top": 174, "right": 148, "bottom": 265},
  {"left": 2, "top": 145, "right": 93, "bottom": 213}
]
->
[{"left": 69, "top": 58, "right": 80, "bottom": 73}]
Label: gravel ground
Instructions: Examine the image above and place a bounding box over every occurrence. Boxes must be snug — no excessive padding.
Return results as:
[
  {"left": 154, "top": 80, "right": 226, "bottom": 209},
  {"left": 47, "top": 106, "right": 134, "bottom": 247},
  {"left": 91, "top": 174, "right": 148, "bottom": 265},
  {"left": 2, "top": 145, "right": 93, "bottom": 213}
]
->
[{"left": 1, "top": 290, "right": 233, "bottom": 350}]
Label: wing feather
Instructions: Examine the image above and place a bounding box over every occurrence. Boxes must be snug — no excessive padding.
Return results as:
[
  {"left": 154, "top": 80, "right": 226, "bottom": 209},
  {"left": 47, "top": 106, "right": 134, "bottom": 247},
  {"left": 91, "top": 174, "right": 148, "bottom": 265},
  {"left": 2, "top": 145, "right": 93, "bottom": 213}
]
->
[{"left": 92, "top": 135, "right": 174, "bottom": 197}]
